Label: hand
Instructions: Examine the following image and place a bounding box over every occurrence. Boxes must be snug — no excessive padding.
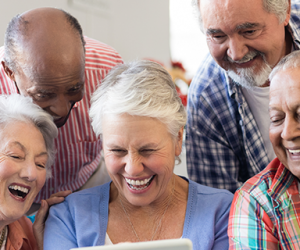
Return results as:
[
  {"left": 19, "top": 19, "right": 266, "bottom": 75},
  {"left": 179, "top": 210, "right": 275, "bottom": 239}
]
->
[{"left": 33, "top": 190, "right": 72, "bottom": 250}]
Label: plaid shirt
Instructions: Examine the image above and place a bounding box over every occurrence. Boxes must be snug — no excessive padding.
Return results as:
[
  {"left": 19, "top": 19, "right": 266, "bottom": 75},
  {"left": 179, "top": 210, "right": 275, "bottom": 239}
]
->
[
  {"left": 186, "top": 0, "right": 300, "bottom": 193},
  {"left": 228, "top": 158, "right": 300, "bottom": 249}
]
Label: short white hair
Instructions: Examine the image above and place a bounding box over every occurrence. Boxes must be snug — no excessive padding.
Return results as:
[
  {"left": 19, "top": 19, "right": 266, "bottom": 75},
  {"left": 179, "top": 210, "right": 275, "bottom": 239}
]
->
[
  {"left": 269, "top": 50, "right": 300, "bottom": 81},
  {"left": 0, "top": 94, "right": 57, "bottom": 178},
  {"left": 89, "top": 60, "right": 187, "bottom": 139}
]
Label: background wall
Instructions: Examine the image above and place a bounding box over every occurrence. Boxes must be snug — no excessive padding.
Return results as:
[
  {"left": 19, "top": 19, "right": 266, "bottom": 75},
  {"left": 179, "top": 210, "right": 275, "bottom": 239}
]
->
[{"left": 0, "top": 0, "right": 171, "bottom": 66}]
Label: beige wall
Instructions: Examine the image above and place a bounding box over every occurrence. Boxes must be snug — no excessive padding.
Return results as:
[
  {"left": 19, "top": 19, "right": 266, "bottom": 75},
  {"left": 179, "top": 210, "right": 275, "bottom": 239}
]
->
[{"left": 0, "top": 0, "right": 170, "bottom": 65}]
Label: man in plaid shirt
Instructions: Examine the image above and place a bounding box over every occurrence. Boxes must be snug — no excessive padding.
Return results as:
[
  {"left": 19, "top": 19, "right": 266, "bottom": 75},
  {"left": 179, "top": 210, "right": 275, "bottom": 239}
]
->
[
  {"left": 187, "top": 0, "right": 300, "bottom": 193},
  {"left": 229, "top": 50, "right": 300, "bottom": 249}
]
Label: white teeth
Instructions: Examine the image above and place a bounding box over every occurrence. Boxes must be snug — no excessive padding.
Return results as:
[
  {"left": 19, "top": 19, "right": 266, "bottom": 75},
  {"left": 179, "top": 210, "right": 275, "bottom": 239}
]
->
[
  {"left": 9, "top": 185, "right": 29, "bottom": 194},
  {"left": 238, "top": 58, "right": 252, "bottom": 64},
  {"left": 125, "top": 176, "right": 153, "bottom": 188},
  {"left": 289, "top": 149, "right": 300, "bottom": 154}
]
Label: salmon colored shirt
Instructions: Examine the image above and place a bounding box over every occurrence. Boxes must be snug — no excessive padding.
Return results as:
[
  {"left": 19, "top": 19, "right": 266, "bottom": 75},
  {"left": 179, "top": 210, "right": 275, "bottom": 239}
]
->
[{"left": 6, "top": 216, "right": 37, "bottom": 250}]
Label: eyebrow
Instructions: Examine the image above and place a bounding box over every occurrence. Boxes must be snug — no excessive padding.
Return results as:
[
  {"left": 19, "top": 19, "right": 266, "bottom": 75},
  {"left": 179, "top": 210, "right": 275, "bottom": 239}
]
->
[
  {"left": 206, "top": 28, "right": 223, "bottom": 36},
  {"left": 11, "top": 141, "right": 26, "bottom": 151},
  {"left": 235, "top": 22, "right": 260, "bottom": 31},
  {"left": 139, "top": 143, "right": 159, "bottom": 150},
  {"left": 10, "top": 141, "right": 48, "bottom": 157},
  {"left": 206, "top": 22, "right": 261, "bottom": 36}
]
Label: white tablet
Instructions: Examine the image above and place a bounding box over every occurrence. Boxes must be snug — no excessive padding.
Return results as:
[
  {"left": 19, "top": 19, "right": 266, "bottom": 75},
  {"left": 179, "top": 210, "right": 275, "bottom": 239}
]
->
[{"left": 70, "top": 238, "right": 193, "bottom": 250}]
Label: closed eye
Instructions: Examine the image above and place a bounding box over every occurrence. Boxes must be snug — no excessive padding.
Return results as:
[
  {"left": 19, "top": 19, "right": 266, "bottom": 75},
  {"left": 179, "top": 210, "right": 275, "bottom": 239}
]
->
[
  {"left": 211, "top": 34, "right": 227, "bottom": 43},
  {"left": 10, "top": 155, "right": 23, "bottom": 160},
  {"left": 36, "top": 163, "right": 46, "bottom": 169},
  {"left": 68, "top": 84, "right": 84, "bottom": 94},
  {"left": 139, "top": 149, "right": 156, "bottom": 155},
  {"left": 110, "top": 149, "right": 127, "bottom": 156},
  {"left": 241, "top": 29, "right": 262, "bottom": 39},
  {"left": 270, "top": 116, "right": 284, "bottom": 125}
]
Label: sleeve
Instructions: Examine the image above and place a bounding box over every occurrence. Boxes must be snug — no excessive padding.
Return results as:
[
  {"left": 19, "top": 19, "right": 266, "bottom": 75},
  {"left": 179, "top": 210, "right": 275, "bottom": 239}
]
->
[
  {"left": 186, "top": 71, "right": 244, "bottom": 193},
  {"left": 43, "top": 201, "right": 78, "bottom": 250},
  {"left": 228, "top": 189, "right": 279, "bottom": 249}
]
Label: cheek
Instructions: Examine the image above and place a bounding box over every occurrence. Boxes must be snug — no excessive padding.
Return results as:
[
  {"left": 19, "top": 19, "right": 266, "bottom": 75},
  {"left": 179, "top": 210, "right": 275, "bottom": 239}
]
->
[
  {"left": 0, "top": 159, "right": 16, "bottom": 180},
  {"left": 269, "top": 127, "right": 282, "bottom": 146},
  {"left": 207, "top": 43, "right": 227, "bottom": 64},
  {"left": 104, "top": 155, "right": 122, "bottom": 174},
  {"left": 73, "top": 90, "right": 84, "bottom": 102},
  {"left": 36, "top": 171, "right": 47, "bottom": 190},
  {"left": 147, "top": 155, "right": 174, "bottom": 174}
]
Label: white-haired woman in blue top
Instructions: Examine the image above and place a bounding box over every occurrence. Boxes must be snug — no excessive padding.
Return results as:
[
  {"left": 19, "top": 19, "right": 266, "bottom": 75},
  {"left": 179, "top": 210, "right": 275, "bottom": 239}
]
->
[{"left": 44, "top": 61, "right": 233, "bottom": 250}]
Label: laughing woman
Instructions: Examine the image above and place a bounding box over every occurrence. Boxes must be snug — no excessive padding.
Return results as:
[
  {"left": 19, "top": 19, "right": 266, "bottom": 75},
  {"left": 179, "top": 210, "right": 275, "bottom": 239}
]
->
[
  {"left": 0, "top": 94, "right": 69, "bottom": 250},
  {"left": 44, "top": 60, "right": 233, "bottom": 250}
]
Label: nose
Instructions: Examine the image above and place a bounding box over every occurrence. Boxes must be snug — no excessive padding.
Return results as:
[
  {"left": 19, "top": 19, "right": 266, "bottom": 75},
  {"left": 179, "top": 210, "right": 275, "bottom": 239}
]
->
[
  {"left": 19, "top": 161, "right": 37, "bottom": 182},
  {"left": 124, "top": 153, "right": 144, "bottom": 176},
  {"left": 281, "top": 116, "right": 300, "bottom": 141},
  {"left": 227, "top": 36, "right": 249, "bottom": 62},
  {"left": 50, "top": 95, "right": 72, "bottom": 118}
]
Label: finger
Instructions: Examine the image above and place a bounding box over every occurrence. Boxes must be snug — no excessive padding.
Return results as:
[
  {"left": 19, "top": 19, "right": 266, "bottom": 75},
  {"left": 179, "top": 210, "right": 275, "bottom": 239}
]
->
[
  {"left": 49, "top": 190, "right": 72, "bottom": 198},
  {"left": 34, "top": 200, "right": 49, "bottom": 226},
  {"left": 33, "top": 200, "right": 48, "bottom": 250},
  {"left": 45, "top": 196, "right": 66, "bottom": 206}
]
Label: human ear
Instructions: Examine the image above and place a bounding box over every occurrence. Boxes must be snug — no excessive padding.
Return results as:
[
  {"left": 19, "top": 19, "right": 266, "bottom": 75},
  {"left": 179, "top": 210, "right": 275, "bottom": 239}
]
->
[
  {"left": 284, "top": 0, "right": 291, "bottom": 26},
  {"left": 175, "top": 127, "right": 184, "bottom": 156},
  {"left": 1, "top": 61, "right": 16, "bottom": 81}
]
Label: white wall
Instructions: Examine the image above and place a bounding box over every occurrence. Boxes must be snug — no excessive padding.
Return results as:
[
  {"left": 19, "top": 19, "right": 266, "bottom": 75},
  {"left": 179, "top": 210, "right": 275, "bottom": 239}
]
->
[{"left": 0, "top": 0, "right": 170, "bottom": 65}]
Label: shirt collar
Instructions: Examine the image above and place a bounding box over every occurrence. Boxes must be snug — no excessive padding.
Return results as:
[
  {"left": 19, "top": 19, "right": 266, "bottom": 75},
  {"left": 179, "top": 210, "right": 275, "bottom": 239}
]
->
[
  {"left": 226, "top": 73, "right": 245, "bottom": 105},
  {"left": 7, "top": 220, "right": 29, "bottom": 250},
  {"left": 288, "top": 9, "right": 300, "bottom": 49},
  {"left": 267, "top": 162, "right": 297, "bottom": 203}
]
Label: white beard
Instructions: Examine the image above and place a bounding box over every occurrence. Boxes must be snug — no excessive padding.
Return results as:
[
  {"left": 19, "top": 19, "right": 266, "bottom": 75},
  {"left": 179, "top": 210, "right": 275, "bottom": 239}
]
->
[{"left": 226, "top": 51, "right": 272, "bottom": 88}]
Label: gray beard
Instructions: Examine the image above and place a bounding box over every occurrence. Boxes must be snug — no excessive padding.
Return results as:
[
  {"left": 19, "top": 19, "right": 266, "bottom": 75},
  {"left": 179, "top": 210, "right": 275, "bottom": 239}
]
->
[
  {"left": 227, "top": 63, "right": 272, "bottom": 88},
  {"left": 225, "top": 51, "right": 272, "bottom": 88}
]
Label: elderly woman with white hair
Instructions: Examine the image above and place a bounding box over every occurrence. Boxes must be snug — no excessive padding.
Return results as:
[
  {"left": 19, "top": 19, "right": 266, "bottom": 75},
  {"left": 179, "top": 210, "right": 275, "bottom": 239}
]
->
[
  {"left": 44, "top": 60, "right": 233, "bottom": 250},
  {"left": 0, "top": 94, "right": 70, "bottom": 250}
]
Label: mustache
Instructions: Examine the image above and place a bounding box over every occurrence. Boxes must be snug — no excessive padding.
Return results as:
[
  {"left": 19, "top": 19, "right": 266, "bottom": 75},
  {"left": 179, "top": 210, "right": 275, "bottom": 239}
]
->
[{"left": 224, "top": 50, "right": 265, "bottom": 64}]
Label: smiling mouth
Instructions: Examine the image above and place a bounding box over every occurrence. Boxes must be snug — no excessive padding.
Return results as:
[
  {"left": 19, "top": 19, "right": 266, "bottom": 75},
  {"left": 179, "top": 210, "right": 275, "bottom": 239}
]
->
[
  {"left": 125, "top": 175, "right": 155, "bottom": 190},
  {"left": 8, "top": 185, "right": 29, "bottom": 199}
]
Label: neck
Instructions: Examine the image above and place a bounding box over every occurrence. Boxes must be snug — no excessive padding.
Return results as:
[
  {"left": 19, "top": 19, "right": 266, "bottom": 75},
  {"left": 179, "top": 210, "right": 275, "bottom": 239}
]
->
[
  {"left": 0, "top": 221, "right": 8, "bottom": 233},
  {"left": 284, "top": 27, "right": 293, "bottom": 57},
  {"left": 118, "top": 175, "right": 176, "bottom": 242}
]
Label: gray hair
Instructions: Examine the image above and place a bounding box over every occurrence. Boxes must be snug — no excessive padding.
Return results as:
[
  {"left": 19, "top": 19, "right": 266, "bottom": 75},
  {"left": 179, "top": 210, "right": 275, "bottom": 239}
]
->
[
  {"left": 192, "top": 0, "right": 290, "bottom": 33},
  {"left": 269, "top": 50, "right": 300, "bottom": 81},
  {"left": 89, "top": 60, "right": 187, "bottom": 139},
  {"left": 0, "top": 94, "right": 57, "bottom": 178},
  {"left": 3, "top": 9, "right": 85, "bottom": 74}
]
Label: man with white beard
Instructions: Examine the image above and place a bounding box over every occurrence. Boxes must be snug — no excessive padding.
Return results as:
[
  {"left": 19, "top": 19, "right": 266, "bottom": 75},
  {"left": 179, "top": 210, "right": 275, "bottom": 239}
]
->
[{"left": 186, "top": 0, "right": 299, "bottom": 193}]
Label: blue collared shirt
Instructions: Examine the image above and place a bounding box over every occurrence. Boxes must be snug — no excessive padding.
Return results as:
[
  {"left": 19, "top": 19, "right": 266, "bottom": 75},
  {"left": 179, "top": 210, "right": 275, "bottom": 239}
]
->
[{"left": 186, "top": 0, "right": 300, "bottom": 193}]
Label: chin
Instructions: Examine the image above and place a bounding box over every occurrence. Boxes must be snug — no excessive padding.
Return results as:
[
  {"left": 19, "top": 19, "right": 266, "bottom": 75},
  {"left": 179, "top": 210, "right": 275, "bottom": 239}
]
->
[{"left": 228, "top": 65, "right": 271, "bottom": 88}]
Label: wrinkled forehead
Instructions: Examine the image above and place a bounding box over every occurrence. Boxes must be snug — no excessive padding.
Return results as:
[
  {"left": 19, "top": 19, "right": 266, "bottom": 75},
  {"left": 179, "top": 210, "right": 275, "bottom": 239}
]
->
[
  {"left": 200, "top": 0, "right": 266, "bottom": 28},
  {"left": 17, "top": 39, "right": 85, "bottom": 85}
]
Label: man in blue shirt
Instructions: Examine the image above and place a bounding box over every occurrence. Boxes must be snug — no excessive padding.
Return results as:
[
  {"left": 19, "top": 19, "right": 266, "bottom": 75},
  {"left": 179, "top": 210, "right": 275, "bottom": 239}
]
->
[{"left": 186, "top": 0, "right": 300, "bottom": 192}]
